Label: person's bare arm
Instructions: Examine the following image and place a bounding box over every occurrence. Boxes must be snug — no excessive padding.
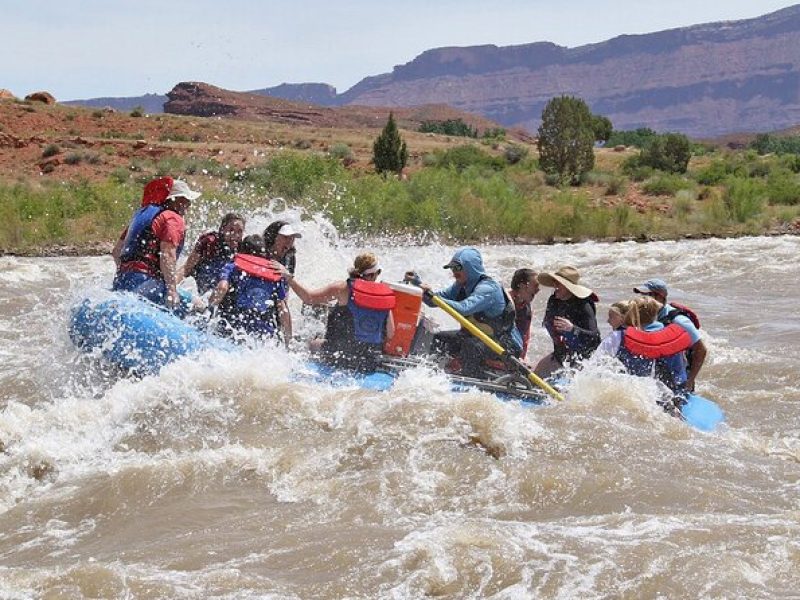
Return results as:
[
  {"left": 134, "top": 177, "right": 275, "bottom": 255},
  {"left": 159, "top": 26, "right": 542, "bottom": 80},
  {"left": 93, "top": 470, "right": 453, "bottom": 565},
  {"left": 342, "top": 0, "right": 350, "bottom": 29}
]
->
[
  {"left": 159, "top": 241, "right": 180, "bottom": 308},
  {"left": 111, "top": 233, "right": 125, "bottom": 268},
  {"left": 271, "top": 260, "right": 346, "bottom": 305},
  {"left": 385, "top": 311, "right": 395, "bottom": 341},
  {"left": 178, "top": 247, "right": 202, "bottom": 283},
  {"left": 278, "top": 300, "right": 292, "bottom": 344},
  {"left": 686, "top": 339, "right": 707, "bottom": 392},
  {"left": 208, "top": 279, "right": 229, "bottom": 308}
]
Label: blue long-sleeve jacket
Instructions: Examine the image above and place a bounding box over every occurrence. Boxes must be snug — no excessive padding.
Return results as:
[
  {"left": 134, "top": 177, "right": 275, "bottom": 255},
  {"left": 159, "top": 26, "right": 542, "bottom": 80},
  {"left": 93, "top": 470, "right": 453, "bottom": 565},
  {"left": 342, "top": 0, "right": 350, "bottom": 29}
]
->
[{"left": 426, "top": 247, "right": 522, "bottom": 350}]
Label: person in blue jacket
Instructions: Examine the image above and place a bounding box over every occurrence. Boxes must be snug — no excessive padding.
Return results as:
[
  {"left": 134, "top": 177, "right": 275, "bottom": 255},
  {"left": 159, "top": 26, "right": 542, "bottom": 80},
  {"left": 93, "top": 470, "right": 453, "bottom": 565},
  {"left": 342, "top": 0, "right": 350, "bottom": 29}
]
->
[{"left": 422, "top": 247, "right": 522, "bottom": 378}]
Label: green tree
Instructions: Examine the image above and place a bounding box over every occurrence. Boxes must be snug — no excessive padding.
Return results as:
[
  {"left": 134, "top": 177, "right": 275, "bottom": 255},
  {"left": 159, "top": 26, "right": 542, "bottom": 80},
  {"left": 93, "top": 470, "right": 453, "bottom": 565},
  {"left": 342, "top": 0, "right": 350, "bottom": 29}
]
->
[
  {"left": 591, "top": 115, "right": 613, "bottom": 143},
  {"left": 639, "top": 133, "right": 692, "bottom": 173},
  {"left": 537, "top": 96, "right": 595, "bottom": 184},
  {"left": 373, "top": 112, "right": 408, "bottom": 175}
]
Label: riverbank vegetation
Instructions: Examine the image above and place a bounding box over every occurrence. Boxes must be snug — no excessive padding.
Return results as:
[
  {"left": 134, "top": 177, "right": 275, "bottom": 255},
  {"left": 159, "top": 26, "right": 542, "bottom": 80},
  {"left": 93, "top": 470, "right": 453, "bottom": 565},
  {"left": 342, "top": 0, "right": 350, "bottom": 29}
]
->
[{"left": 1, "top": 99, "right": 799, "bottom": 254}]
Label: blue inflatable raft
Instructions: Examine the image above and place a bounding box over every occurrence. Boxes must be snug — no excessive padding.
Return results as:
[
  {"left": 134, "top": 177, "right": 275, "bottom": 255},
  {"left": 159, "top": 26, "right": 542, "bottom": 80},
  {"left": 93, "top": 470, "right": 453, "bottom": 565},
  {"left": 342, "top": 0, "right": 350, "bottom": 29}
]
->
[
  {"left": 69, "top": 293, "right": 230, "bottom": 374},
  {"left": 68, "top": 293, "right": 724, "bottom": 430}
]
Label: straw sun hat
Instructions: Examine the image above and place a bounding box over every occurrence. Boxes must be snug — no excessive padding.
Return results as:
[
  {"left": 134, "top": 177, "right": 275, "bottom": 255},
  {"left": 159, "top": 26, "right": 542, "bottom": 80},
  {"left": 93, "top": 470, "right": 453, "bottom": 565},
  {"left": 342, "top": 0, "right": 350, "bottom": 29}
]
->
[{"left": 536, "top": 266, "right": 594, "bottom": 299}]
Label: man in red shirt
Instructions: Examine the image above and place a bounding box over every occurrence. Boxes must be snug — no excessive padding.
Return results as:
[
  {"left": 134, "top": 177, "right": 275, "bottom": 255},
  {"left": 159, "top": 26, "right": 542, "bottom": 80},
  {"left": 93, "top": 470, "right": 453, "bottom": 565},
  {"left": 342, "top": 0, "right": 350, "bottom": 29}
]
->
[{"left": 112, "top": 178, "right": 201, "bottom": 312}]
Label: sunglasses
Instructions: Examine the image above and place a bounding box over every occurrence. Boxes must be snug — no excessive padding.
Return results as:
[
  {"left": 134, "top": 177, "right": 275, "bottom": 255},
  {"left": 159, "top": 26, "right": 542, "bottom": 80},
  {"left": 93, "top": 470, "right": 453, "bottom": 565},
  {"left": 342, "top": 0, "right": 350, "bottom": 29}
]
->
[{"left": 449, "top": 263, "right": 464, "bottom": 273}]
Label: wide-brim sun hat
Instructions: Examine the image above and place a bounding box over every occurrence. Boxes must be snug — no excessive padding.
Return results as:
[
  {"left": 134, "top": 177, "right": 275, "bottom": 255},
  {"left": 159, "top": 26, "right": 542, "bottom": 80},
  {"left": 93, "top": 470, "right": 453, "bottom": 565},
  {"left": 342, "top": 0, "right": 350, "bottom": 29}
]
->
[
  {"left": 277, "top": 223, "right": 302, "bottom": 238},
  {"left": 537, "top": 265, "right": 593, "bottom": 299},
  {"left": 166, "top": 179, "right": 201, "bottom": 201}
]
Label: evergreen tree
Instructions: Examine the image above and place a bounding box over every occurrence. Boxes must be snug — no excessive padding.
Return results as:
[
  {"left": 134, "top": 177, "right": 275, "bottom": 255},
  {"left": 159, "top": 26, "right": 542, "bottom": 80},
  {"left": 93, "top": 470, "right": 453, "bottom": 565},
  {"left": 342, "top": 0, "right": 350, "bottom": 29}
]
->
[
  {"left": 591, "top": 115, "right": 613, "bottom": 143},
  {"left": 537, "top": 96, "right": 595, "bottom": 184},
  {"left": 639, "top": 133, "right": 692, "bottom": 173},
  {"left": 373, "top": 112, "right": 408, "bottom": 175}
]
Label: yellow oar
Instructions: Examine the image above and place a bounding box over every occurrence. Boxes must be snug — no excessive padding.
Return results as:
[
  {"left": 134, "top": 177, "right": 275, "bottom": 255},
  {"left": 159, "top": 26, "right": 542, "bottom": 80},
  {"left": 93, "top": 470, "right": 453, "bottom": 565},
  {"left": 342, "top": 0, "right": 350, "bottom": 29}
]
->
[{"left": 428, "top": 294, "right": 564, "bottom": 402}]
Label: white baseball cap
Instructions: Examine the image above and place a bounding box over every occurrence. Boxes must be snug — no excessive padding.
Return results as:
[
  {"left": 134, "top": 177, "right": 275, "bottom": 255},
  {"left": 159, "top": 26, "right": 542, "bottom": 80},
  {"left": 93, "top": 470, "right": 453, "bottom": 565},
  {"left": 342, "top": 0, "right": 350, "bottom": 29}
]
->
[
  {"left": 166, "top": 179, "right": 201, "bottom": 201},
  {"left": 277, "top": 223, "right": 302, "bottom": 238}
]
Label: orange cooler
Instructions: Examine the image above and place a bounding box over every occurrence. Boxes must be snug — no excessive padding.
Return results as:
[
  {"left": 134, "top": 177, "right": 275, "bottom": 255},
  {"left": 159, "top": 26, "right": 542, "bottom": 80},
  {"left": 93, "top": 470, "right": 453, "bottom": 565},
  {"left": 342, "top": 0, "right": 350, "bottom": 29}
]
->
[{"left": 383, "top": 282, "right": 423, "bottom": 356}]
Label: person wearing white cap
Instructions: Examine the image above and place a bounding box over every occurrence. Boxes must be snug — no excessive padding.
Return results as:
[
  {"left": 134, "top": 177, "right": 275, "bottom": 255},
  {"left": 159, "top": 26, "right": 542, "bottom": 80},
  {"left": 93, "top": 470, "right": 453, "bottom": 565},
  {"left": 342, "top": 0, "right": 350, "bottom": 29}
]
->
[
  {"left": 112, "top": 177, "right": 201, "bottom": 314},
  {"left": 533, "top": 265, "right": 600, "bottom": 378},
  {"left": 263, "top": 219, "right": 302, "bottom": 276}
]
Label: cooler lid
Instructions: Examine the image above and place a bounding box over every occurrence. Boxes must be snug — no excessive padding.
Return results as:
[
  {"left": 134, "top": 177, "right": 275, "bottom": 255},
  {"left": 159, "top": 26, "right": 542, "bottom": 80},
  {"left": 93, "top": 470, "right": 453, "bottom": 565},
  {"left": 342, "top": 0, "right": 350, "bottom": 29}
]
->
[{"left": 387, "top": 282, "right": 423, "bottom": 297}]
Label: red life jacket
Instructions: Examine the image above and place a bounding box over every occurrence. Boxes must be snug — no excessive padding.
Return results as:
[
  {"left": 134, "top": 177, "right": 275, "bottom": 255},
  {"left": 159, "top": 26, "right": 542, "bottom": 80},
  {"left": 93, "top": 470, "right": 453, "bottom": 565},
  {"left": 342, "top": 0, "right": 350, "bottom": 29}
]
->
[
  {"left": 141, "top": 176, "right": 173, "bottom": 207},
  {"left": 234, "top": 254, "right": 283, "bottom": 282},
  {"left": 623, "top": 323, "right": 693, "bottom": 359},
  {"left": 351, "top": 279, "right": 396, "bottom": 310}
]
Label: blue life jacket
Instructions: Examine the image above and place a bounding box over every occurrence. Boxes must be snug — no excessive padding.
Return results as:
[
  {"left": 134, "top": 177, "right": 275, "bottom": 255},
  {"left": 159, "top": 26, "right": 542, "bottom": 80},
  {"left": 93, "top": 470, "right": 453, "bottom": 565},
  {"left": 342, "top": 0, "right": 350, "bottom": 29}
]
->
[
  {"left": 219, "top": 255, "right": 284, "bottom": 336},
  {"left": 616, "top": 330, "right": 656, "bottom": 377},
  {"left": 347, "top": 279, "right": 395, "bottom": 345},
  {"left": 119, "top": 205, "right": 184, "bottom": 277}
]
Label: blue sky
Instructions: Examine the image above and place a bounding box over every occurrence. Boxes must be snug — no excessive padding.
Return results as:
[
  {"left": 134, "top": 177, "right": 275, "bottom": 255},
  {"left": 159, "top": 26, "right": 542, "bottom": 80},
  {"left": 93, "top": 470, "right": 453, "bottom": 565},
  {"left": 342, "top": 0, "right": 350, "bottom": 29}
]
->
[{"left": 2, "top": 0, "right": 798, "bottom": 100}]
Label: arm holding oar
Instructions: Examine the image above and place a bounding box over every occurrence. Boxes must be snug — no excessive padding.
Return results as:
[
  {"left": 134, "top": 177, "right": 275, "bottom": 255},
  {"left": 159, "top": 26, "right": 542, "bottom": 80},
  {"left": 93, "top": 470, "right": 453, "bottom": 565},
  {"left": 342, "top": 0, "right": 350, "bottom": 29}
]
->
[{"left": 425, "top": 290, "right": 564, "bottom": 402}]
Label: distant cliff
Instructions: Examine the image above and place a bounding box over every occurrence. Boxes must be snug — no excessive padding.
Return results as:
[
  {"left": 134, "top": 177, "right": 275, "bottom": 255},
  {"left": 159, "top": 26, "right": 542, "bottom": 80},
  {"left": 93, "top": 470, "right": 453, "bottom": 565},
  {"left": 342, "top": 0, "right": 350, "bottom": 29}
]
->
[
  {"left": 63, "top": 93, "right": 167, "bottom": 114},
  {"left": 63, "top": 83, "right": 340, "bottom": 114},
  {"left": 63, "top": 6, "right": 800, "bottom": 137},
  {"left": 163, "top": 81, "right": 505, "bottom": 132},
  {"left": 338, "top": 5, "right": 800, "bottom": 137},
  {"left": 249, "top": 83, "right": 339, "bottom": 106}
]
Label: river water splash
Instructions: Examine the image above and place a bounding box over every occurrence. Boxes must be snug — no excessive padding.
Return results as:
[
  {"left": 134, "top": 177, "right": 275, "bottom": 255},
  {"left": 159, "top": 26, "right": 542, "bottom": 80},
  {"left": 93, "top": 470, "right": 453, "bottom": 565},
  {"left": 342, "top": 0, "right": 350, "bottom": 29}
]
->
[{"left": 1, "top": 229, "right": 798, "bottom": 598}]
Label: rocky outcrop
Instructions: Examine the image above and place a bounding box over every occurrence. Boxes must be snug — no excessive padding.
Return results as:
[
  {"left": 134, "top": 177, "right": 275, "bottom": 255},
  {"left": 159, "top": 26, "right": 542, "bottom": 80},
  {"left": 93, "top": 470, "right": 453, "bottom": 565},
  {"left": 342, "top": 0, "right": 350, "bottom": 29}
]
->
[
  {"left": 338, "top": 6, "right": 800, "bottom": 137},
  {"left": 0, "top": 89, "right": 15, "bottom": 100},
  {"left": 163, "top": 81, "right": 504, "bottom": 132},
  {"left": 25, "top": 91, "right": 56, "bottom": 104}
]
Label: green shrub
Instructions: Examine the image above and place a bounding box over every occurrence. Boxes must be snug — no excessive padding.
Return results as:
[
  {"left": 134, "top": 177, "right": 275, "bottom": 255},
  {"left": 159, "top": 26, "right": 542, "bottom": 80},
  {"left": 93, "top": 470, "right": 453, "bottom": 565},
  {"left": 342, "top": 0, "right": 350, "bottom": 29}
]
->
[
  {"left": 750, "top": 133, "right": 800, "bottom": 155},
  {"left": 482, "top": 128, "right": 506, "bottom": 141},
  {"left": 158, "top": 132, "right": 190, "bottom": 142},
  {"left": 421, "top": 153, "right": 438, "bottom": 167},
  {"left": 605, "top": 175, "right": 627, "bottom": 196},
  {"left": 642, "top": 173, "right": 693, "bottom": 196},
  {"left": 328, "top": 142, "right": 354, "bottom": 161},
  {"left": 231, "top": 152, "right": 347, "bottom": 200},
  {"left": 606, "top": 128, "right": 658, "bottom": 148},
  {"left": 503, "top": 144, "right": 528, "bottom": 165},
  {"left": 638, "top": 133, "right": 692, "bottom": 173},
  {"left": 780, "top": 154, "right": 800, "bottom": 174},
  {"left": 130, "top": 106, "right": 144, "bottom": 117},
  {"left": 723, "top": 177, "right": 766, "bottom": 222},
  {"left": 0, "top": 180, "right": 138, "bottom": 249},
  {"left": 433, "top": 145, "right": 505, "bottom": 172},
  {"left": 766, "top": 171, "right": 800, "bottom": 205},
  {"left": 419, "top": 119, "right": 477, "bottom": 138},
  {"left": 42, "top": 144, "right": 60, "bottom": 158},
  {"left": 64, "top": 153, "right": 83, "bottom": 165},
  {"left": 672, "top": 189, "right": 696, "bottom": 219},
  {"left": 693, "top": 160, "right": 729, "bottom": 185}
]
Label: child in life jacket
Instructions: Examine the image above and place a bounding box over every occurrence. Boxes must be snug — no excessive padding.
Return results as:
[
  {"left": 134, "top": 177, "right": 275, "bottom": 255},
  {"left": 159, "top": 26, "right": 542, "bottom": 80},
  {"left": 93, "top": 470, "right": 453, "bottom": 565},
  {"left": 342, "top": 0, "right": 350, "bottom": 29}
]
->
[
  {"left": 595, "top": 296, "right": 693, "bottom": 415},
  {"left": 208, "top": 235, "right": 291, "bottom": 344},
  {"left": 271, "top": 253, "right": 396, "bottom": 372}
]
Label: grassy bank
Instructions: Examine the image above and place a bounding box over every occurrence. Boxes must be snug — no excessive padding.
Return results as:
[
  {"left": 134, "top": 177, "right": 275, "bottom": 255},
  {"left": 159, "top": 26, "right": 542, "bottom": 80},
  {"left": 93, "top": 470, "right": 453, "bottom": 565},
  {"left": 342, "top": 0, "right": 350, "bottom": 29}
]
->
[{"left": 2, "top": 145, "right": 799, "bottom": 254}]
